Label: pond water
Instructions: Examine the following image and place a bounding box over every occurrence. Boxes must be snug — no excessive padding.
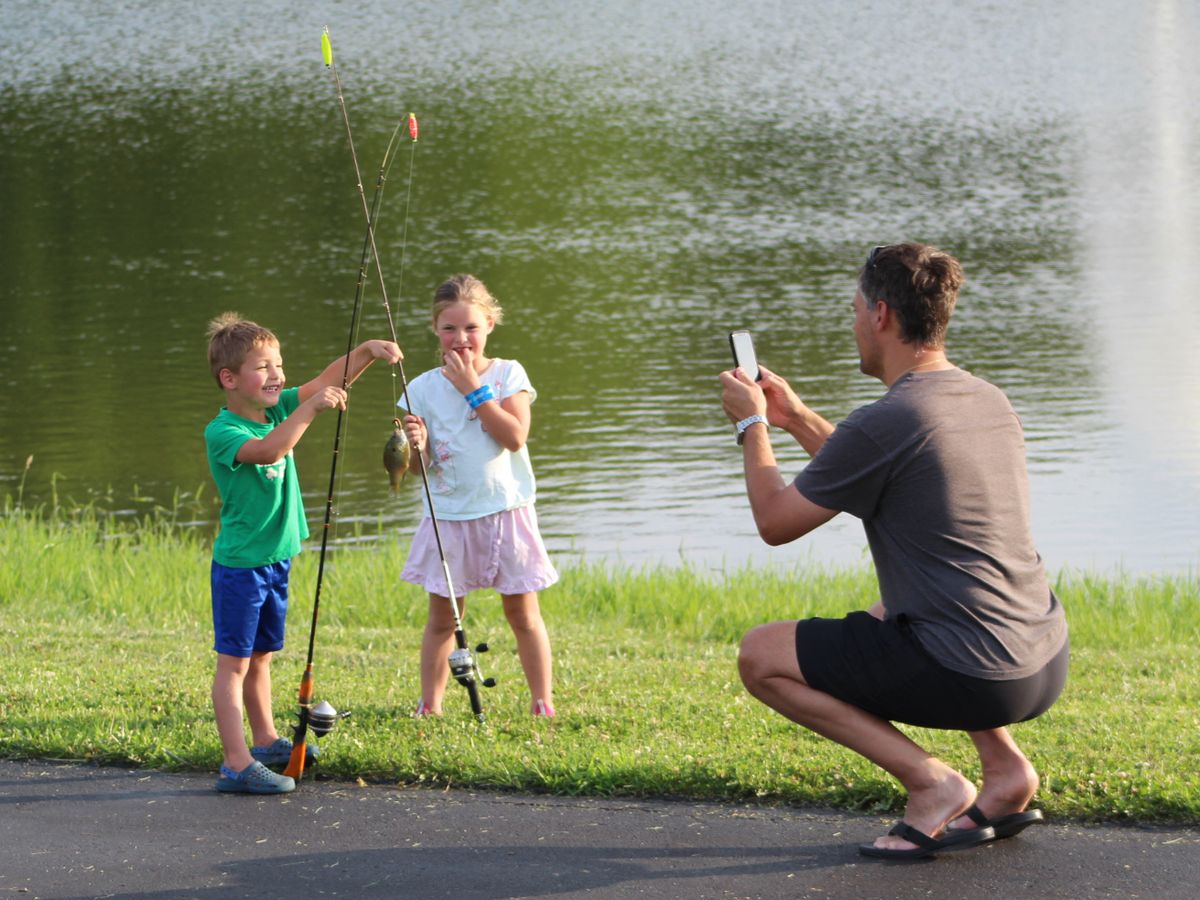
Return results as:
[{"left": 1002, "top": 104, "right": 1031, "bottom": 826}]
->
[{"left": 2, "top": 1, "right": 1198, "bottom": 575}]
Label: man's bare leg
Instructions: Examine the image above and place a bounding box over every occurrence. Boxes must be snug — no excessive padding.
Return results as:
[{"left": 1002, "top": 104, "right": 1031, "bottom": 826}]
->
[
  {"left": 947, "top": 727, "right": 1039, "bottom": 829},
  {"left": 739, "top": 621, "right": 977, "bottom": 851}
]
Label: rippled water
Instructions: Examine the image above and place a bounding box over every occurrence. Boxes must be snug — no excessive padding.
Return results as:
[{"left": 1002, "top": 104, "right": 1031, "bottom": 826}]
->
[{"left": 1, "top": 1, "right": 1198, "bottom": 574}]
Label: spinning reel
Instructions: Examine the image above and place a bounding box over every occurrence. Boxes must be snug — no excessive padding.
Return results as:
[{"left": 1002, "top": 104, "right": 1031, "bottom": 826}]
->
[
  {"left": 449, "top": 642, "right": 498, "bottom": 691},
  {"left": 449, "top": 640, "right": 497, "bottom": 723},
  {"left": 306, "top": 699, "right": 352, "bottom": 738}
]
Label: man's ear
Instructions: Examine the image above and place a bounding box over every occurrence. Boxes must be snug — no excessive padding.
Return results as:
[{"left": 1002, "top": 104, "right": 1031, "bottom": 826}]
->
[{"left": 871, "top": 299, "right": 891, "bottom": 331}]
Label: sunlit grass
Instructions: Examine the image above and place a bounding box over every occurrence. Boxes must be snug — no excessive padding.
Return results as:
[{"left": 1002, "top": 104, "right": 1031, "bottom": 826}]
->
[{"left": 2, "top": 500, "right": 1198, "bottom": 822}]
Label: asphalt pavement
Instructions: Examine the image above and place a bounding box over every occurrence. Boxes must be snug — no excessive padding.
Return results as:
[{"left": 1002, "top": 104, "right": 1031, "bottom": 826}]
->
[{"left": 2, "top": 758, "right": 1198, "bottom": 899}]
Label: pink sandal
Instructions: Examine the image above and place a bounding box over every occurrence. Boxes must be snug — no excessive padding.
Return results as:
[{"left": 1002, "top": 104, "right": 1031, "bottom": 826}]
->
[{"left": 414, "top": 699, "right": 438, "bottom": 717}]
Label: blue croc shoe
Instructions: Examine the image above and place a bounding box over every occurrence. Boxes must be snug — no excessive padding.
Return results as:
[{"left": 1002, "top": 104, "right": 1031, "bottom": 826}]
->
[
  {"left": 215, "top": 761, "right": 295, "bottom": 794},
  {"left": 250, "top": 737, "right": 319, "bottom": 767}
]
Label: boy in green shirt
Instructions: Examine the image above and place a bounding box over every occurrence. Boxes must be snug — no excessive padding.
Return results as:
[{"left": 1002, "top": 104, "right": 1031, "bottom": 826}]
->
[{"left": 204, "top": 313, "right": 401, "bottom": 793}]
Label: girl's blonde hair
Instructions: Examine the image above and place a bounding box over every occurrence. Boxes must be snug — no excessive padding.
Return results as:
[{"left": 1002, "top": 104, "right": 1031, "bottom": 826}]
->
[
  {"left": 431, "top": 274, "right": 504, "bottom": 327},
  {"left": 206, "top": 312, "right": 278, "bottom": 386}
]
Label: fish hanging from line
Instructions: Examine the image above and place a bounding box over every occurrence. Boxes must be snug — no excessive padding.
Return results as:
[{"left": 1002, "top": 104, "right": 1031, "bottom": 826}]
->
[{"left": 383, "top": 418, "right": 412, "bottom": 489}]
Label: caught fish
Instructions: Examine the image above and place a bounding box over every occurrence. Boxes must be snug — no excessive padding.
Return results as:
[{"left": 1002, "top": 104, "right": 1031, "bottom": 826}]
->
[{"left": 383, "top": 418, "right": 412, "bottom": 489}]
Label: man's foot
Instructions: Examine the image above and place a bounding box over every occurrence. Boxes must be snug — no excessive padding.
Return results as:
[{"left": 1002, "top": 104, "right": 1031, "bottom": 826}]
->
[
  {"left": 950, "top": 803, "right": 1045, "bottom": 839},
  {"left": 215, "top": 761, "right": 295, "bottom": 794},
  {"left": 947, "top": 756, "right": 1039, "bottom": 835},
  {"left": 251, "top": 737, "right": 319, "bottom": 767},
  {"left": 859, "top": 820, "right": 994, "bottom": 859},
  {"left": 864, "top": 763, "right": 976, "bottom": 855},
  {"left": 948, "top": 729, "right": 1040, "bottom": 835}
]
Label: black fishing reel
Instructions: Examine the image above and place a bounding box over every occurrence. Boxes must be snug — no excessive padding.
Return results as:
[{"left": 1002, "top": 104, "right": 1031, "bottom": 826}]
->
[
  {"left": 307, "top": 699, "right": 351, "bottom": 738},
  {"left": 449, "top": 643, "right": 497, "bottom": 689}
]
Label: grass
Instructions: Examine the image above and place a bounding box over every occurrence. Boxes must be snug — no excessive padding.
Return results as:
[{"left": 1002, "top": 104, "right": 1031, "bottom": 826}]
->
[{"left": 1, "top": 499, "right": 1198, "bottom": 823}]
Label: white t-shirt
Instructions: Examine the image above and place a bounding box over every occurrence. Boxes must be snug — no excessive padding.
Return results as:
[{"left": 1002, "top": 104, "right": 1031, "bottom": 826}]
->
[{"left": 399, "top": 358, "right": 538, "bottom": 520}]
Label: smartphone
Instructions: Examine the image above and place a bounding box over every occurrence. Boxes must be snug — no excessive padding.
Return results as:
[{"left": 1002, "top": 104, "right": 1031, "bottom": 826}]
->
[{"left": 729, "top": 330, "right": 761, "bottom": 382}]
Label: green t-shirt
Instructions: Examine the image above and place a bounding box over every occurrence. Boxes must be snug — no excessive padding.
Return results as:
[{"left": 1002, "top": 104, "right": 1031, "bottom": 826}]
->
[{"left": 205, "top": 387, "right": 310, "bottom": 568}]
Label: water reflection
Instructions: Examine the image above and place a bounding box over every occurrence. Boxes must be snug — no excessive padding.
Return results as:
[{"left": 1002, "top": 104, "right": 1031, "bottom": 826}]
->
[{"left": 1, "top": 1, "right": 1197, "bottom": 574}]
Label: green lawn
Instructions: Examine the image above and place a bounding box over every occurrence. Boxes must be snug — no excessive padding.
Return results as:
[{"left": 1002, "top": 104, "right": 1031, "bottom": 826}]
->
[{"left": 2, "top": 503, "right": 1197, "bottom": 823}]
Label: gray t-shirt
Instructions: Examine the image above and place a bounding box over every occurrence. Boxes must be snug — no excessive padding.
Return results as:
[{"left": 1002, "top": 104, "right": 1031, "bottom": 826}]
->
[{"left": 794, "top": 369, "right": 1067, "bottom": 680}]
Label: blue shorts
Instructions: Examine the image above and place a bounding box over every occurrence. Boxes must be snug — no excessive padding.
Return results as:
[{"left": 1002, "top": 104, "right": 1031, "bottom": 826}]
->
[{"left": 211, "top": 559, "right": 290, "bottom": 658}]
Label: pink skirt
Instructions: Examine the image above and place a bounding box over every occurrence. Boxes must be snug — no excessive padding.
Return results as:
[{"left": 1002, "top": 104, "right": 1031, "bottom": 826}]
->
[{"left": 401, "top": 505, "right": 559, "bottom": 598}]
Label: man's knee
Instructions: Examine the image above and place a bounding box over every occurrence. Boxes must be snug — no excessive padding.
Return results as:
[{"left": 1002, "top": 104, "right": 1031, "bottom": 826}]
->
[
  {"left": 738, "top": 623, "right": 776, "bottom": 688},
  {"left": 738, "top": 621, "right": 804, "bottom": 690}
]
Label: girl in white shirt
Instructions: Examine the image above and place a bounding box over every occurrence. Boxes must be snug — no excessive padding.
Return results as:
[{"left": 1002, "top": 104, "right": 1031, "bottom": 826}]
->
[{"left": 400, "top": 274, "right": 558, "bottom": 717}]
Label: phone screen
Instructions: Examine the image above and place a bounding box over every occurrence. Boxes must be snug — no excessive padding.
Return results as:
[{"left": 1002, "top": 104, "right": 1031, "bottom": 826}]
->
[{"left": 729, "top": 331, "right": 760, "bottom": 382}]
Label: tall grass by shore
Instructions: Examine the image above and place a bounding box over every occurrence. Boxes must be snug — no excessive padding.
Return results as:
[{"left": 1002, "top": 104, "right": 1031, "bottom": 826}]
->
[{"left": 2, "top": 501, "right": 1198, "bottom": 823}]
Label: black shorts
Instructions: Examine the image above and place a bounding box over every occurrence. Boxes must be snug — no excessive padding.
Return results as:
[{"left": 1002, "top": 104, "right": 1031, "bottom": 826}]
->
[{"left": 794, "top": 612, "right": 1069, "bottom": 731}]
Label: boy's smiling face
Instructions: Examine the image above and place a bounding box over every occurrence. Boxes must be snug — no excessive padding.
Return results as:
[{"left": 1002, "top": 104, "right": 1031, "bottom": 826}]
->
[{"left": 221, "top": 340, "right": 285, "bottom": 421}]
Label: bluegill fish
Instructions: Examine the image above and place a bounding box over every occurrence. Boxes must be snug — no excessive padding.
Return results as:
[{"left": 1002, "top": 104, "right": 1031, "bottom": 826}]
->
[{"left": 383, "top": 418, "right": 411, "bottom": 489}]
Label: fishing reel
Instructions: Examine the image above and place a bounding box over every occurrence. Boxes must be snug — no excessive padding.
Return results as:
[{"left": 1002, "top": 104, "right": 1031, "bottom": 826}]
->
[
  {"left": 306, "top": 699, "right": 352, "bottom": 738},
  {"left": 449, "top": 643, "right": 497, "bottom": 690}
]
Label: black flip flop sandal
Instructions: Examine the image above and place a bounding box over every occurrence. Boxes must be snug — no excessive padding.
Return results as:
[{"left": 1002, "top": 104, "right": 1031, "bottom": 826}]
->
[
  {"left": 858, "top": 821, "right": 995, "bottom": 860},
  {"left": 960, "top": 803, "right": 1045, "bottom": 839}
]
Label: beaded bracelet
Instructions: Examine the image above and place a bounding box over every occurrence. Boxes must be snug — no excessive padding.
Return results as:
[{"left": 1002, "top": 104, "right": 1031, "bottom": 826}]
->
[{"left": 465, "top": 384, "right": 495, "bottom": 409}]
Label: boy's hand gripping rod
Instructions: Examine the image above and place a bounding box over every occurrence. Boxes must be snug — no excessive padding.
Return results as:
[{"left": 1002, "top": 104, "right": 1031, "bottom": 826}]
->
[{"left": 319, "top": 27, "right": 495, "bottom": 723}]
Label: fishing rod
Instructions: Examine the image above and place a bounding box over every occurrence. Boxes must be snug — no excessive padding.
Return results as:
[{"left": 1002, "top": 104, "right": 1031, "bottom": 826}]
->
[
  {"left": 279, "top": 41, "right": 401, "bottom": 783},
  {"left": 316, "top": 27, "right": 495, "bottom": 725},
  {"left": 282, "top": 112, "right": 412, "bottom": 782}
]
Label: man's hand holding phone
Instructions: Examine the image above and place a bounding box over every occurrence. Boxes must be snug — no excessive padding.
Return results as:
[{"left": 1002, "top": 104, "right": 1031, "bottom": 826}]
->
[
  {"left": 726, "top": 331, "right": 768, "bottom": 444},
  {"left": 729, "top": 330, "right": 761, "bottom": 382}
]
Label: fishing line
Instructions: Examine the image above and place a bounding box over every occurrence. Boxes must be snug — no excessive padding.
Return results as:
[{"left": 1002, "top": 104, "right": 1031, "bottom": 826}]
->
[
  {"left": 387, "top": 114, "right": 420, "bottom": 412},
  {"left": 321, "top": 30, "right": 412, "bottom": 415},
  {"left": 331, "top": 117, "right": 411, "bottom": 530}
]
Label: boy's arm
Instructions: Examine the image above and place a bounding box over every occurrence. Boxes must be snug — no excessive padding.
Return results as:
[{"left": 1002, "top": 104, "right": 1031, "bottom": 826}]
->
[
  {"left": 235, "top": 387, "right": 346, "bottom": 465},
  {"left": 298, "top": 340, "right": 402, "bottom": 404}
]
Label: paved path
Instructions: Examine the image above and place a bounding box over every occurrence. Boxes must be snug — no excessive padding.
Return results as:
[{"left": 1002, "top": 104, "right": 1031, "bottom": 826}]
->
[{"left": 2, "top": 759, "right": 1198, "bottom": 898}]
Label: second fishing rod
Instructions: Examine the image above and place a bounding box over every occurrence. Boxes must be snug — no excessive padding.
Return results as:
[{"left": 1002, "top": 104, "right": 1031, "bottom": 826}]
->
[
  {"left": 283, "top": 39, "right": 408, "bottom": 781},
  {"left": 319, "top": 27, "right": 496, "bottom": 724}
]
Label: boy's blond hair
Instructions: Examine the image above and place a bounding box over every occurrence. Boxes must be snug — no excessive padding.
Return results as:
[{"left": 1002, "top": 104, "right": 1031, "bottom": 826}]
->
[{"left": 206, "top": 312, "right": 278, "bottom": 386}]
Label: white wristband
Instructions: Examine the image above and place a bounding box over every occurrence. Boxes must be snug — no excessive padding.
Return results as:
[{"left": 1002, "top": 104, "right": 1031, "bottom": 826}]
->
[{"left": 735, "top": 414, "right": 767, "bottom": 445}]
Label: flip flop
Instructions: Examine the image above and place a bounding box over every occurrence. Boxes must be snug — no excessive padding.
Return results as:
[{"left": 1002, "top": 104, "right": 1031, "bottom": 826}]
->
[
  {"left": 959, "top": 803, "right": 1045, "bottom": 839},
  {"left": 858, "top": 821, "right": 995, "bottom": 860}
]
